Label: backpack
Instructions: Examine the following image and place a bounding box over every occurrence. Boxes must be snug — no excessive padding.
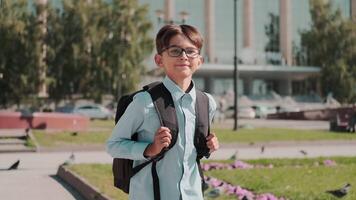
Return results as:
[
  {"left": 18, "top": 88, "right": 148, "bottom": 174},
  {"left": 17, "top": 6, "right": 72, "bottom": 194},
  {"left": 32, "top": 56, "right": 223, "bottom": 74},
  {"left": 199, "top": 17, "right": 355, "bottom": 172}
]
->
[{"left": 112, "top": 82, "right": 210, "bottom": 200}]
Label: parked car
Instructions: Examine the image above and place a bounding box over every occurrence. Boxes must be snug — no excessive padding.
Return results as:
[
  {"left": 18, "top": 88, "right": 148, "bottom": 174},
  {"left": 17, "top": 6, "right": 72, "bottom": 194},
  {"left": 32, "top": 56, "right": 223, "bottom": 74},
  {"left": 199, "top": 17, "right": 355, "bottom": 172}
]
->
[
  {"left": 252, "top": 105, "right": 277, "bottom": 118},
  {"left": 56, "top": 104, "right": 114, "bottom": 120},
  {"left": 277, "top": 105, "right": 300, "bottom": 113},
  {"left": 225, "top": 106, "right": 256, "bottom": 119}
]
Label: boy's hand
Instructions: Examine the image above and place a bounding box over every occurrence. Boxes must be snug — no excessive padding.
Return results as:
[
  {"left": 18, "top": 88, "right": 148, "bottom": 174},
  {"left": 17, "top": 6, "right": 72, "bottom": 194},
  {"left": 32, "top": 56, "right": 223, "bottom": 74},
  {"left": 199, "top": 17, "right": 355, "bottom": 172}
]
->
[
  {"left": 206, "top": 132, "right": 219, "bottom": 153},
  {"left": 144, "top": 127, "right": 172, "bottom": 158}
]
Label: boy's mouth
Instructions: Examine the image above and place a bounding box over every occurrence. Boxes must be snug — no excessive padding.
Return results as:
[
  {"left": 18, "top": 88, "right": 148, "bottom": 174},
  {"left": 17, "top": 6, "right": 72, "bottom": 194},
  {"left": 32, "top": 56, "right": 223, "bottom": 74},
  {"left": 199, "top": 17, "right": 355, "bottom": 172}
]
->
[{"left": 175, "top": 64, "right": 190, "bottom": 68}]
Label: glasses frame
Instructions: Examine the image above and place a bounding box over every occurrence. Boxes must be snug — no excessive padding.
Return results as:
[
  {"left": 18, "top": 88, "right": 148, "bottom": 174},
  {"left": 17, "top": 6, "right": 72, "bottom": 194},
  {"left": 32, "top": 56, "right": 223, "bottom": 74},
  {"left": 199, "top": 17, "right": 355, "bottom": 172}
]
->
[{"left": 159, "top": 45, "right": 201, "bottom": 58}]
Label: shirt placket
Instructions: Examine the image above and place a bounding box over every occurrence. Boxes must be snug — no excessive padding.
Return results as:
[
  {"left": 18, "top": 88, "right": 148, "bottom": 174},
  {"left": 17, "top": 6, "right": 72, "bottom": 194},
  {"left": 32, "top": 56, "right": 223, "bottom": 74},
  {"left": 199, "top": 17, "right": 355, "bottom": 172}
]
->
[{"left": 179, "top": 94, "right": 195, "bottom": 199}]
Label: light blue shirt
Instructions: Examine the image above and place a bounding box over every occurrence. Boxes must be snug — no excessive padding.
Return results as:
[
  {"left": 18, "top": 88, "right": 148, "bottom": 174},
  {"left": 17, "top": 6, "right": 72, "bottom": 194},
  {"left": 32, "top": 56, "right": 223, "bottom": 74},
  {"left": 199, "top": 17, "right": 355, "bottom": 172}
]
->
[{"left": 106, "top": 76, "right": 216, "bottom": 200}]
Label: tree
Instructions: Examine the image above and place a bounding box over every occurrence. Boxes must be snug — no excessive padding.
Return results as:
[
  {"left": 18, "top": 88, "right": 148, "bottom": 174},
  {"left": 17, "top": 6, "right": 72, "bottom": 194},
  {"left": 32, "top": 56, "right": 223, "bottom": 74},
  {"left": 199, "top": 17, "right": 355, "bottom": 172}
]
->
[
  {"left": 48, "top": 0, "right": 153, "bottom": 102},
  {"left": 299, "top": 0, "right": 356, "bottom": 103},
  {"left": 104, "top": 0, "right": 153, "bottom": 100},
  {"left": 0, "top": 0, "right": 35, "bottom": 107}
]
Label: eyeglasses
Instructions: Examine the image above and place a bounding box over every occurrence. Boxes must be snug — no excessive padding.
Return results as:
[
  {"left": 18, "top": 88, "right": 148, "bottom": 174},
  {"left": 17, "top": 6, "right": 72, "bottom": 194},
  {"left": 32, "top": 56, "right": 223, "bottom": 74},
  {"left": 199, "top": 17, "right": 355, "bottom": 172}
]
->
[{"left": 160, "top": 46, "right": 200, "bottom": 58}]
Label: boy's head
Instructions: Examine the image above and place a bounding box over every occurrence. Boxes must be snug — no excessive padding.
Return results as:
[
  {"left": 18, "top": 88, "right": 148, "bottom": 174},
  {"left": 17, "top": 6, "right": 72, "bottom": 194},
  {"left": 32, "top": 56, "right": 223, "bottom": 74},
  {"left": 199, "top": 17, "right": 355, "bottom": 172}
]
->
[{"left": 155, "top": 24, "right": 203, "bottom": 54}]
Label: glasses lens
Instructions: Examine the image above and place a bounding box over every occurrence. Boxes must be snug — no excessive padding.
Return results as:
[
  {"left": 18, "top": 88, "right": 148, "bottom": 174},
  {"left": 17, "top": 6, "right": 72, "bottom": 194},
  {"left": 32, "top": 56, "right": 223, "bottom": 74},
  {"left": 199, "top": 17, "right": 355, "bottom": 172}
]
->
[
  {"left": 166, "top": 46, "right": 200, "bottom": 58},
  {"left": 185, "top": 48, "right": 199, "bottom": 58},
  {"left": 168, "top": 47, "right": 183, "bottom": 57}
]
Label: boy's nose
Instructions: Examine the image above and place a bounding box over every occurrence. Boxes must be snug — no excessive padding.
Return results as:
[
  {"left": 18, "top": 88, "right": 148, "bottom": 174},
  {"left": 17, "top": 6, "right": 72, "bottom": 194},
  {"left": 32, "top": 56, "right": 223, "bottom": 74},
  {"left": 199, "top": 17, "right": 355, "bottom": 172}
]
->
[{"left": 179, "top": 51, "right": 189, "bottom": 59}]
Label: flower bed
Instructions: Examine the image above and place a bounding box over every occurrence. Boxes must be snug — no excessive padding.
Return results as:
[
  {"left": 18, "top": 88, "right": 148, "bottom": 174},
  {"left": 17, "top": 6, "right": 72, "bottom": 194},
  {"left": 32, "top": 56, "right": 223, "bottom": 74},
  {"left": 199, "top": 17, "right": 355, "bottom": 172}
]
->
[{"left": 202, "top": 159, "right": 338, "bottom": 200}]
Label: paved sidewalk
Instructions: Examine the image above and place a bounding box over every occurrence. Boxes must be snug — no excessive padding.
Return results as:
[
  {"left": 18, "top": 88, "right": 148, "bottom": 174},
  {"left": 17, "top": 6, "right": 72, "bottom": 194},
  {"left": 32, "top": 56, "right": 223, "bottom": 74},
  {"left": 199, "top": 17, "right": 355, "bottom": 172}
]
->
[{"left": 0, "top": 151, "right": 112, "bottom": 200}]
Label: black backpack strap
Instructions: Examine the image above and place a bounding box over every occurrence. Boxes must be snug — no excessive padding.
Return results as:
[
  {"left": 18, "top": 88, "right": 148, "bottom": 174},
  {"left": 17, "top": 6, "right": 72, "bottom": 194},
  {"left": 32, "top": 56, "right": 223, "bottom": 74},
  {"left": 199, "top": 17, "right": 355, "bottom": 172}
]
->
[
  {"left": 148, "top": 83, "right": 179, "bottom": 147},
  {"left": 195, "top": 90, "right": 210, "bottom": 159},
  {"left": 147, "top": 82, "right": 178, "bottom": 200},
  {"left": 195, "top": 90, "right": 211, "bottom": 194}
]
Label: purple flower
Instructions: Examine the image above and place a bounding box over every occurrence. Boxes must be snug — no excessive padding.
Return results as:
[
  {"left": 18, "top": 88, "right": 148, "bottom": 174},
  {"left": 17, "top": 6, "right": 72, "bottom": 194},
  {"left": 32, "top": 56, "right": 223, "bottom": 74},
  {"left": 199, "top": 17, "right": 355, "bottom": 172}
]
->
[
  {"left": 323, "top": 159, "right": 337, "bottom": 166},
  {"left": 256, "top": 193, "right": 279, "bottom": 200},
  {"left": 232, "top": 160, "right": 253, "bottom": 169}
]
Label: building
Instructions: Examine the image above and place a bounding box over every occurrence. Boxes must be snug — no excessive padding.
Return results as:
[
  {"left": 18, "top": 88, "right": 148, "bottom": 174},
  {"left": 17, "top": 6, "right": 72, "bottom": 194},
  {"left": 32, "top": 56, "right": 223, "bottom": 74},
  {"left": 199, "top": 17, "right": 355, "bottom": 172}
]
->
[{"left": 140, "top": 0, "right": 355, "bottom": 103}]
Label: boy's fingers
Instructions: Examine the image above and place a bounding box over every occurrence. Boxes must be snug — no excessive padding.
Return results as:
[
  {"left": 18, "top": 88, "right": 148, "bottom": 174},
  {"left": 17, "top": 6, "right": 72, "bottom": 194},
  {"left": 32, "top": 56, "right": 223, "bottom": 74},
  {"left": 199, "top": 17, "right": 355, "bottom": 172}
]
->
[
  {"left": 206, "top": 132, "right": 216, "bottom": 140},
  {"left": 158, "top": 126, "right": 170, "bottom": 133},
  {"left": 157, "top": 127, "right": 172, "bottom": 138}
]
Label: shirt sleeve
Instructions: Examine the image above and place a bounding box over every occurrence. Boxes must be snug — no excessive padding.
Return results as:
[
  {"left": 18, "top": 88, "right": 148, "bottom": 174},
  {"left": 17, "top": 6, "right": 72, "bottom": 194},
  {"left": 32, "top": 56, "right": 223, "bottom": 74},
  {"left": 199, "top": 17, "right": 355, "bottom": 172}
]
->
[
  {"left": 205, "top": 93, "right": 217, "bottom": 125},
  {"left": 106, "top": 92, "right": 151, "bottom": 160}
]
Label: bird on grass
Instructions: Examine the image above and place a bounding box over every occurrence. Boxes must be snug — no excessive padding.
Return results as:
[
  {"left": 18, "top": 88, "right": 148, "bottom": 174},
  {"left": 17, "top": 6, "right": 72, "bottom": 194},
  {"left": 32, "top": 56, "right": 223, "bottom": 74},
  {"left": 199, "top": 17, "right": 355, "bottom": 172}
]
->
[
  {"left": 71, "top": 132, "right": 78, "bottom": 136},
  {"left": 300, "top": 150, "right": 308, "bottom": 156},
  {"left": 205, "top": 188, "right": 220, "bottom": 198},
  {"left": 326, "top": 183, "right": 351, "bottom": 198},
  {"left": 8, "top": 160, "right": 20, "bottom": 170}
]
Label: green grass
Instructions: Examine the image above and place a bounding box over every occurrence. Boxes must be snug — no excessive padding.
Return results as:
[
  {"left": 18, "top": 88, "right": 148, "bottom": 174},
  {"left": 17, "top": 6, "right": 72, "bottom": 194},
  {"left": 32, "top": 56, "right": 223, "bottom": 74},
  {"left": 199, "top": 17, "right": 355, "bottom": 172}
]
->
[
  {"left": 69, "top": 157, "right": 356, "bottom": 200},
  {"left": 30, "top": 120, "right": 356, "bottom": 148},
  {"left": 215, "top": 128, "right": 356, "bottom": 143},
  {"left": 69, "top": 164, "right": 128, "bottom": 200},
  {"left": 89, "top": 119, "right": 115, "bottom": 129},
  {"left": 32, "top": 130, "right": 110, "bottom": 147}
]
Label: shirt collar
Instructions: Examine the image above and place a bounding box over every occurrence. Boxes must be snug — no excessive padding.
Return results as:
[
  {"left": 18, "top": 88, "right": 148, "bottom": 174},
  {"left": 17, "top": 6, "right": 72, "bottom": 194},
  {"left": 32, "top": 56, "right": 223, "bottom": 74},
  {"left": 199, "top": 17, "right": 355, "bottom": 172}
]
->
[{"left": 162, "top": 76, "right": 196, "bottom": 102}]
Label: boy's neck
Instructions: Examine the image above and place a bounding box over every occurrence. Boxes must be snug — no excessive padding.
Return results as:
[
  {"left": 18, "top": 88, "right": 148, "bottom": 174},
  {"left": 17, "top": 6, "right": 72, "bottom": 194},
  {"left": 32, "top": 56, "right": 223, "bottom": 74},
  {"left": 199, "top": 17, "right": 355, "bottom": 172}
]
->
[{"left": 170, "top": 77, "right": 192, "bottom": 92}]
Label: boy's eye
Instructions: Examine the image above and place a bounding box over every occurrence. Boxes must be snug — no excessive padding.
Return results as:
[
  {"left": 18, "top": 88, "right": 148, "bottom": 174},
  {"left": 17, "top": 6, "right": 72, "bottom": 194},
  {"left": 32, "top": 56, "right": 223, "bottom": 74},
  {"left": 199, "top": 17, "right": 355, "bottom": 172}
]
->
[
  {"left": 169, "top": 48, "right": 182, "bottom": 56},
  {"left": 186, "top": 48, "right": 199, "bottom": 55}
]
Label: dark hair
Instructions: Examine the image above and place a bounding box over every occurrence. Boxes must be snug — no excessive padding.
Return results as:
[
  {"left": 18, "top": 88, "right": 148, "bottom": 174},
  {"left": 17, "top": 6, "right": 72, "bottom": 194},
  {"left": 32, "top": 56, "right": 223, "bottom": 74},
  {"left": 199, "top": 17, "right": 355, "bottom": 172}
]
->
[{"left": 155, "top": 24, "right": 203, "bottom": 54}]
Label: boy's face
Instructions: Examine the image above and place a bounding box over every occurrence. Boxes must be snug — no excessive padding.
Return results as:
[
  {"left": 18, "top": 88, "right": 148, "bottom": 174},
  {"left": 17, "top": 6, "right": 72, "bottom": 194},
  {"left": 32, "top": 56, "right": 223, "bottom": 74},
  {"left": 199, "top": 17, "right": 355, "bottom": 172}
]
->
[{"left": 154, "top": 34, "right": 203, "bottom": 82}]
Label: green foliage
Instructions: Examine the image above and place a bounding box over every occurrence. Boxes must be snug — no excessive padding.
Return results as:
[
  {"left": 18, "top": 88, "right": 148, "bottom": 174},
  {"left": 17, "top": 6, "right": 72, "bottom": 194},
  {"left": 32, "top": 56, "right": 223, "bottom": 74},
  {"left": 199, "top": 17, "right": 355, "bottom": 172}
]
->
[
  {"left": 0, "top": 0, "right": 35, "bottom": 106},
  {"left": 0, "top": 0, "right": 153, "bottom": 107},
  {"left": 47, "top": 0, "right": 153, "bottom": 103},
  {"left": 299, "top": 0, "right": 356, "bottom": 103}
]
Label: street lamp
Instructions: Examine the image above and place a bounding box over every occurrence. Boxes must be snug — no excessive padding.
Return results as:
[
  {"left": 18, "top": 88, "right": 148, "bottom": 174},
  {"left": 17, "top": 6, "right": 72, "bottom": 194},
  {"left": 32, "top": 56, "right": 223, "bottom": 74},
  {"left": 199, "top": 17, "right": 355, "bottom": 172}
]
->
[
  {"left": 233, "top": 0, "right": 239, "bottom": 130},
  {"left": 155, "top": 9, "right": 189, "bottom": 24}
]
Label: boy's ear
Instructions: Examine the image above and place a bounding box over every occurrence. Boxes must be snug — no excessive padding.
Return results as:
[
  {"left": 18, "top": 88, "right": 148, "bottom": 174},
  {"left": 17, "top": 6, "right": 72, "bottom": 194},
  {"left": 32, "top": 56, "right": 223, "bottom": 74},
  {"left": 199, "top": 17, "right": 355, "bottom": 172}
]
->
[
  {"left": 154, "top": 54, "right": 164, "bottom": 68},
  {"left": 199, "top": 56, "right": 204, "bottom": 64}
]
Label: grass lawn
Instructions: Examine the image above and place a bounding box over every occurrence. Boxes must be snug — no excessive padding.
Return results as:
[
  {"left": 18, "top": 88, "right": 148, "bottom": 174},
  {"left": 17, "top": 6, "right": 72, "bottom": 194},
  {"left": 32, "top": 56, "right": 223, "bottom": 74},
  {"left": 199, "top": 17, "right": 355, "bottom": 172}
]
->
[
  {"left": 215, "top": 128, "right": 356, "bottom": 143},
  {"left": 32, "top": 130, "right": 110, "bottom": 147},
  {"left": 68, "top": 156, "right": 356, "bottom": 200},
  {"left": 31, "top": 123, "right": 356, "bottom": 148}
]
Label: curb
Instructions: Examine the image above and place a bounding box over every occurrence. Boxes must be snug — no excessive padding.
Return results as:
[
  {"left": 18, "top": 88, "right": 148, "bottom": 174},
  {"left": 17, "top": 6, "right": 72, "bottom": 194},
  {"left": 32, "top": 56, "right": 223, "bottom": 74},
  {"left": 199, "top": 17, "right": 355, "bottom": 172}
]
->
[{"left": 56, "top": 165, "right": 113, "bottom": 200}]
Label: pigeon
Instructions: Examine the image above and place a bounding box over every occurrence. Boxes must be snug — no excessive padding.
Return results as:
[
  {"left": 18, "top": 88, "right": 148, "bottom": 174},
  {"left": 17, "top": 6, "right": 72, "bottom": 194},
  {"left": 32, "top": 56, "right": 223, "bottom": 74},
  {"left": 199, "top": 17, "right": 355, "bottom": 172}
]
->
[
  {"left": 229, "top": 150, "right": 238, "bottom": 160},
  {"left": 202, "top": 181, "right": 209, "bottom": 192},
  {"left": 71, "top": 132, "right": 78, "bottom": 136},
  {"left": 61, "top": 153, "right": 75, "bottom": 166},
  {"left": 205, "top": 188, "right": 220, "bottom": 198},
  {"left": 326, "top": 183, "right": 351, "bottom": 198},
  {"left": 261, "top": 146, "right": 265, "bottom": 154},
  {"left": 300, "top": 150, "right": 308, "bottom": 156},
  {"left": 8, "top": 160, "right": 20, "bottom": 170}
]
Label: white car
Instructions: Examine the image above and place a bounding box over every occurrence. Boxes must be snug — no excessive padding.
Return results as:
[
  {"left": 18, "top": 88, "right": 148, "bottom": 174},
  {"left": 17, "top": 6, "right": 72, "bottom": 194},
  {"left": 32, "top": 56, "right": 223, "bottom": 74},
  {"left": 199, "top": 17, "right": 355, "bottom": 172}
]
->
[
  {"left": 225, "top": 106, "right": 256, "bottom": 119},
  {"left": 74, "top": 104, "right": 114, "bottom": 120},
  {"left": 56, "top": 104, "right": 114, "bottom": 120}
]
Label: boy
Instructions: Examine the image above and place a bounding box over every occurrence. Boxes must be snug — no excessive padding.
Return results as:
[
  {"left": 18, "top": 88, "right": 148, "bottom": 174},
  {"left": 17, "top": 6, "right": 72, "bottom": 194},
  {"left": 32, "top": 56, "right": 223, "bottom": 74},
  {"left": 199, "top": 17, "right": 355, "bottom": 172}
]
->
[{"left": 106, "top": 24, "right": 219, "bottom": 200}]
